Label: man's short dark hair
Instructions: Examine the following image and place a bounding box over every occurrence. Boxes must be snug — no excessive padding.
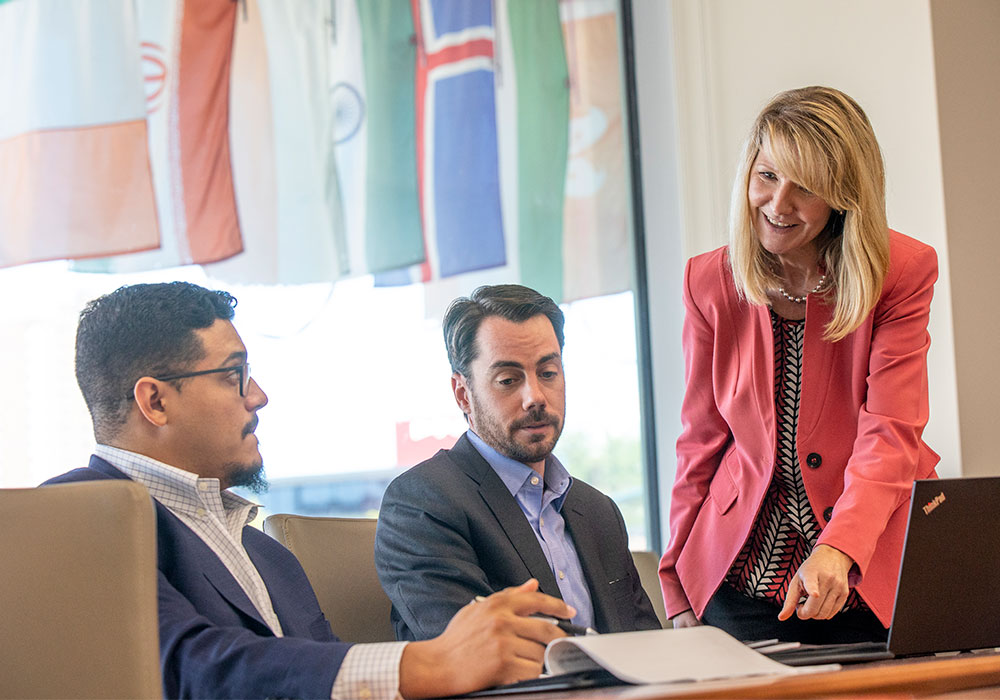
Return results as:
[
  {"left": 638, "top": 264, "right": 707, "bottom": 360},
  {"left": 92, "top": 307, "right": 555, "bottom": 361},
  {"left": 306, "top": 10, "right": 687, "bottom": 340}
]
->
[
  {"left": 443, "top": 284, "right": 565, "bottom": 378},
  {"left": 75, "top": 282, "right": 237, "bottom": 441}
]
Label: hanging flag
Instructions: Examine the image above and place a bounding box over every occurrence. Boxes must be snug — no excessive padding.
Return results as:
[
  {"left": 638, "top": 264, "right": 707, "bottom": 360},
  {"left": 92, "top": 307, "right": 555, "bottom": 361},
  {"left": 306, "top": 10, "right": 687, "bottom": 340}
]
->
[
  {"left": 330, "top": 0, "right": 370, "bottom": 277},
  {"left": 411, "top": 0, "right": 506, "bottom": 281},
  {"left": 559, "top": 0, "right": 631, "bottom": 301},
  {"left": 416, "top": 0, "right": 634, "bottom": 312},
  {"left": 208, "top": 0, "right": 279, "bottom": 283},
  {"left": 209, "top": 0, "right": 348, "bottom": 284},
  {"left": 507, "top": 0, "right": 569, "bottom": 302},
  {"left": 417, "top": 0, "right": 522, "bottom": 315},
  {"left": 75, "top": 0, "right": 243, "bottom": 273},
  {"left": 174, "top": 0, "right": 243, "bottom": 263},
  {"left": 357, "top": 0, "right": 425, "bottom": 274},
  {"left": 0, "top": 0, "right": 159, "bottom": 268}
]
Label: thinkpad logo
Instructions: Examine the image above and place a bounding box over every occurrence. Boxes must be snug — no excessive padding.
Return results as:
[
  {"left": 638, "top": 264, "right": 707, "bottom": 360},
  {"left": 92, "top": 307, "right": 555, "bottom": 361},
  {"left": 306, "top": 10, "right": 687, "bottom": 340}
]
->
[{"left": 922, "top": 491, "right": 946, "bottom": 515}]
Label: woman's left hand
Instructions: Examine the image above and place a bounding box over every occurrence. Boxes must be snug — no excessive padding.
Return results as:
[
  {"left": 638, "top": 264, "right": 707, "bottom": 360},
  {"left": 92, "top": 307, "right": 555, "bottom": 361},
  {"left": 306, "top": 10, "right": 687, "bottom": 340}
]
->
[{"left": 778, "top": 544, "right": 855, "bottom": 621}]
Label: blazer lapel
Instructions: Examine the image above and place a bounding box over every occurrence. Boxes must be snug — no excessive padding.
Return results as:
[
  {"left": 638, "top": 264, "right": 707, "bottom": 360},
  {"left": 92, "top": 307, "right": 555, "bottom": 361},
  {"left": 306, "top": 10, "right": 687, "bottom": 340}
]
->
[
  {"left": 245, "top": 539, "right": 306, "bottom": 633},
  {"left": 199, "top": 539, "right": 272, "bottom": 634},
  {"left": 89, "top": 455, "right": 272, "bottom": 633},
  {"left": 798, "top": 294, "right": 838, "bottom": 442},
  {"left": 719, "top": 262, "right": 776, "bottom": 455},
  {"left": 562, "top": 492, "right": 615, "bottom": 630},
  {"left": 449, "top": 435, "right": 563, "bottom": 598},
  {"left": 749, "top": 302, "right": 777, "bottom": 452},
  {"left": 203, "top": 575, "right": 269, "bottom": 633}
]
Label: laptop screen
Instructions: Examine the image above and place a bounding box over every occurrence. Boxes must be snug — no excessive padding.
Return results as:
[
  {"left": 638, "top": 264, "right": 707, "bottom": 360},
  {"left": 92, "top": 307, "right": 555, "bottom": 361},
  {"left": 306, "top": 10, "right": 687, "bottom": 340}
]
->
[{"left": 887, "top": 476, "right": 1000, "bottom": 656}]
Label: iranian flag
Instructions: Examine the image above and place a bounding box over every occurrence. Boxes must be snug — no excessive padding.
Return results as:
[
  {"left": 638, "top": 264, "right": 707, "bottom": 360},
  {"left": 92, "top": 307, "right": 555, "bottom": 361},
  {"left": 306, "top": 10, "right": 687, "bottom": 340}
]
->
[
  {"left": 0, "top": 0, "right": 159, "bottom": 268},
  {"left": 75, "top": 0, "right": 244, "bottom": 273}
]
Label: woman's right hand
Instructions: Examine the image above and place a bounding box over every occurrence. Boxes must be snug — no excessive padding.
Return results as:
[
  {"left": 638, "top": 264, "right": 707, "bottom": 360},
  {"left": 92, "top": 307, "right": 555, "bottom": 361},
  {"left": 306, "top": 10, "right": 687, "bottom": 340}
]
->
[{"left": 670, "top": 609, "right": 702, "bottom": 628}]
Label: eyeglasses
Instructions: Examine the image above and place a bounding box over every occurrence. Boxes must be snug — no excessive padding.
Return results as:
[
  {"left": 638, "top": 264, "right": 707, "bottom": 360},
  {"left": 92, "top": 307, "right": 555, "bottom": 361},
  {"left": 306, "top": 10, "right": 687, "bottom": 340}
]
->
[{"left": 154, "top": 363, "right": 251, "bottom": 397}]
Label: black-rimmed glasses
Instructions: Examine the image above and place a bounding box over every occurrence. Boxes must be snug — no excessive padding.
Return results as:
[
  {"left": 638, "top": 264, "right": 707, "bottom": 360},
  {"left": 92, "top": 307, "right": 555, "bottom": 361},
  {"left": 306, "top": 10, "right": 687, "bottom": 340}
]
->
[{"left": 154, "top": 363, "right": 251, "bottom": 397}]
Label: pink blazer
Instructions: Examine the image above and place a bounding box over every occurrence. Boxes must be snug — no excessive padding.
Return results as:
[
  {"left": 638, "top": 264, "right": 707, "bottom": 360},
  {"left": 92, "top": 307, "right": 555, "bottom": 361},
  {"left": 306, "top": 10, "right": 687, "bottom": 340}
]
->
[{"left": 659, "top": 230, "right": 939, "bottom": 627}]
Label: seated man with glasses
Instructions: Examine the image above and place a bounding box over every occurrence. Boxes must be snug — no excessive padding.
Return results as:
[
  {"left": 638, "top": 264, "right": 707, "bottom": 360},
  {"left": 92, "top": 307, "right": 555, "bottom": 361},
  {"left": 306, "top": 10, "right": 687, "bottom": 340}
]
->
[{"left": 44, "top": 282, "right": 572, "bottom": 700}]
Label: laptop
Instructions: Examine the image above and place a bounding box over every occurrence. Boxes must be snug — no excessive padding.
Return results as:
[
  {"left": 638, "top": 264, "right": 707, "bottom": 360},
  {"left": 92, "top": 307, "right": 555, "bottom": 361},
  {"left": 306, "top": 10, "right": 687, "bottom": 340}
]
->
[{"left": 765, "top": 476, "right": 1000, "bottom": 666}]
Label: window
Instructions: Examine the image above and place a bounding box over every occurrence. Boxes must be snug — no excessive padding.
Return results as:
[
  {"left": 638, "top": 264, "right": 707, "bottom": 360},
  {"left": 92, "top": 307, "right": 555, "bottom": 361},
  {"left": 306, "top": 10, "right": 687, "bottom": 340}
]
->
[
  {"left": 0, "top": 0, "right": 656, "bottom": 549},
  {"left": 0, "top": 263, "right": 651, "bottom": 548}
]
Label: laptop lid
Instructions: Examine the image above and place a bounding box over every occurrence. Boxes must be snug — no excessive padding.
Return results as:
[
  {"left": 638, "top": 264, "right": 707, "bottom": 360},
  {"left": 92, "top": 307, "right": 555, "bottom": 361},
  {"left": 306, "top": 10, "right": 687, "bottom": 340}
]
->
[{"left": 887, "top": 476, "right": 1000, "bottom": 656}]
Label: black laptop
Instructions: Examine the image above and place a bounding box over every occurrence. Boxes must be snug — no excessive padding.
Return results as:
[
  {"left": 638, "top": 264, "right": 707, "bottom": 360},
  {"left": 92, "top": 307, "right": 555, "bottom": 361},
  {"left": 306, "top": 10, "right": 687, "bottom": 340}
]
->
[{"left": 766, "top": 476, "right": 1000, "bottom": 666}]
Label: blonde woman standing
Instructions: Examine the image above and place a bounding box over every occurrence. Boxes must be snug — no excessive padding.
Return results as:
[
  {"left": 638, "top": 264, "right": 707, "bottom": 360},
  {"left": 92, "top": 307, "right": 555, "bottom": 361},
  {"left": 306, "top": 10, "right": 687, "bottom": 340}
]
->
[{"left": 659, "top": 87, "right": 939, "bottom": 643}]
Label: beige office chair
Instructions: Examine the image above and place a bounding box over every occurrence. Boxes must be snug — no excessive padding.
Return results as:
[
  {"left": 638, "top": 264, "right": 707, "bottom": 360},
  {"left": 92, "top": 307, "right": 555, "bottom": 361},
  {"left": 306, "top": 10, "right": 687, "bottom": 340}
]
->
[
  {"left": 0, "top": 480, "right": 161, "bottom": 699},
  {"left": 630, "top": 549, "right": 669, "bottom": 628},
  {"left": 263, "top": 514, "right": 395, "bottom": 643}
]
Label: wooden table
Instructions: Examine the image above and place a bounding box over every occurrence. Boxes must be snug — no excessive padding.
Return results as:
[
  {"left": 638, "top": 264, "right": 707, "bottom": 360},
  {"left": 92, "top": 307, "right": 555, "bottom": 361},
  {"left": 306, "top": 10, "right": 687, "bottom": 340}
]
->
[{"left": 498, "top": 651, "right": 1000, "bottom": 699}]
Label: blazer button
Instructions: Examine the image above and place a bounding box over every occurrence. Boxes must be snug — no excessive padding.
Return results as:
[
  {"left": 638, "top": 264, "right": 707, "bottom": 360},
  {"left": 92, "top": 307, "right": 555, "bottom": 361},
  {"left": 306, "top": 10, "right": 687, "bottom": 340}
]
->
[
  {"left": 806, "top": 452, "right": 822, "bottom": 469},
  {"left": 823, "top": 507, "right": 833, "bottom": 522}
]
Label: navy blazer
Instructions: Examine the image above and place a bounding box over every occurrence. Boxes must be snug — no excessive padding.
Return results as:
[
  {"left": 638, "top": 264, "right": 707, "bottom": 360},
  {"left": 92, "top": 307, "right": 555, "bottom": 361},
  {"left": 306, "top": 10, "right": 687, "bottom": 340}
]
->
[
  {"left": 374, "top": 433, "right": 661, "bottom": 640},
  {"left": 45, "top": 456, "right": 350, "bottom": 699}
]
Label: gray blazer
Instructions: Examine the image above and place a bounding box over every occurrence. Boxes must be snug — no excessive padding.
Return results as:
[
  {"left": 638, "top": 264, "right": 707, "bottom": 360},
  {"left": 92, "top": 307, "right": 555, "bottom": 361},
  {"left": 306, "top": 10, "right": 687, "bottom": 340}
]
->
[{"left": 374, "top": 433, "right": 661, "bottom": 640}]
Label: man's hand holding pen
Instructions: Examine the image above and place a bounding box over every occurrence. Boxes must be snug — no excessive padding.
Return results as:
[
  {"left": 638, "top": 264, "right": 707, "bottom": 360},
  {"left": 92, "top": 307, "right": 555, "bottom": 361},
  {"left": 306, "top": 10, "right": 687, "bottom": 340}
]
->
[{"left": 399, "top": 579, "right": 574, "bottom": 698}]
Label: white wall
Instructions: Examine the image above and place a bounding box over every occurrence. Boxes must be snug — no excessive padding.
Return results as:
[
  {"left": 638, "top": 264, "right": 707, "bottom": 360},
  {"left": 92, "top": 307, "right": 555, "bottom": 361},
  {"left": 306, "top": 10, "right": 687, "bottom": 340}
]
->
[
  {"left": 928, "top": 0, "right": 1000, "bottom": 478},
  {"left": 633, "top": 0, "right": 981, "bottom": 547}
]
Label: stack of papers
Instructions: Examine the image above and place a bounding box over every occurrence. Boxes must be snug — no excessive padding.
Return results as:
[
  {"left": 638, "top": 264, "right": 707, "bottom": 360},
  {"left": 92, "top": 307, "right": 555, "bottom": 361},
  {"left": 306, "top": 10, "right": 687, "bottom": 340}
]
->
[{"left": 545, "top": 626, "right": 836, "bottom": 685}]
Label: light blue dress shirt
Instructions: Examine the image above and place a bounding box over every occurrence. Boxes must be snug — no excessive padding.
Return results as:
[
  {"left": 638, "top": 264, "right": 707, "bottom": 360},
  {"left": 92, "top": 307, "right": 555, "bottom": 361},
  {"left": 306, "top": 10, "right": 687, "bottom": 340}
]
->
[{"left": 466, "top": 430, "right": 596, "bottom": 630}]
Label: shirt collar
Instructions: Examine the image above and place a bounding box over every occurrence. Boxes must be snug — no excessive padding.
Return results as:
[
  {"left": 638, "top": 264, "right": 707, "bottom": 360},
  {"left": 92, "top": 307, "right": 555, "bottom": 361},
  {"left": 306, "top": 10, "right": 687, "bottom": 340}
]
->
[
  {"left": 465, "top": 430, "right": 572, "bottom": 502},
  {"left": 94, "top": 444, "right": 258, "bottom": 524}
]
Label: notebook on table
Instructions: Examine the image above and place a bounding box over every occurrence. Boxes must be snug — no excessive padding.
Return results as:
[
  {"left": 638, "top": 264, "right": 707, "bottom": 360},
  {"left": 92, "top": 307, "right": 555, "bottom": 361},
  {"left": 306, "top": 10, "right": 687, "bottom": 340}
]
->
[{"left": 764, "top": 476, "right": 1000, "bottom": 666}]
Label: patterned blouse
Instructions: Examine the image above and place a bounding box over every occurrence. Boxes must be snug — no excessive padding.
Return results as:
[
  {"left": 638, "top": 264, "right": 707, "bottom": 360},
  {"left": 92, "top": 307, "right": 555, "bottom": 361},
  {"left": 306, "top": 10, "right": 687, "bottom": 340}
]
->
[{"left": 726, "top": 311, "right": 865, "bottom": 611}]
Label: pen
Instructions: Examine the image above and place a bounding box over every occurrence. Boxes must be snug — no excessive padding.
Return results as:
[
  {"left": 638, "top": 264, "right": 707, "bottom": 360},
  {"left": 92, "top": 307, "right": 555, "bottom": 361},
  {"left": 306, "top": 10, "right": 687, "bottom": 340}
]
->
[
  {"left": 473, "top": 595, "right": 598, "bottom": 636},
  {"left": 530, "top": 615, "right": 598, "bottom": 636}
]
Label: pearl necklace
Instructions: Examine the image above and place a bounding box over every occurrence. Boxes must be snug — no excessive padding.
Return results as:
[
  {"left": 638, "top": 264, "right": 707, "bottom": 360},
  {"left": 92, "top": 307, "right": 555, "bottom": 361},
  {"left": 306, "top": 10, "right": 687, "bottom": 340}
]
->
[{"left": 777, "top": 274, "right": 827, "bottom": 304}]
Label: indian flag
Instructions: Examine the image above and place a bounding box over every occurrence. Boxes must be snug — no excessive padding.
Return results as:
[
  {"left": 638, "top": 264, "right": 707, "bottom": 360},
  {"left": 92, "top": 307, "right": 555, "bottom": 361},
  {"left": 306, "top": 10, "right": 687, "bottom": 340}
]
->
[
  {"left": 0, "top": 0, "right": 159, "bottom": 268},
  {"left": 330, "top": 0, "right": 370, "bottom": 277},
  {"left": 210, "top": 0, "right": 349, "bottom": 285},
  {"left": 219, "top": 0, "right": 426, "bottom": 283}
]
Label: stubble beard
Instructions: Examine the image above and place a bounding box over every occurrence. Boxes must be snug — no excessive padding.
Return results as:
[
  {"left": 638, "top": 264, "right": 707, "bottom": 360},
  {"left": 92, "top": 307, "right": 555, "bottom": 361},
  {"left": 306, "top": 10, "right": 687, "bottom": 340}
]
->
[
  {"left": 470, "top": 393, "right": 563, "bottom": 465},
  {"left": 228, "top": 416, "right": 268, "bottom": 493}
]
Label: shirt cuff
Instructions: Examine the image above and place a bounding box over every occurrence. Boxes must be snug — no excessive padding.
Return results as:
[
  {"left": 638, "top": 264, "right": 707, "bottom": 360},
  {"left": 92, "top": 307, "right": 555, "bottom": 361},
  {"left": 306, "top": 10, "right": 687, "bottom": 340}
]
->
[{"left": 331, "top": 641, "right": 407, "bottom": 700}]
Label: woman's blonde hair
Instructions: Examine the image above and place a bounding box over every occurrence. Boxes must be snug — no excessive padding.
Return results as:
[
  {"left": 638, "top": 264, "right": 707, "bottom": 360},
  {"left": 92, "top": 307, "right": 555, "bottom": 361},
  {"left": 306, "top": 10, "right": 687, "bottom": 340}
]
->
[{"left": 728, "top": 86, "right": 890, "bottom": 341}]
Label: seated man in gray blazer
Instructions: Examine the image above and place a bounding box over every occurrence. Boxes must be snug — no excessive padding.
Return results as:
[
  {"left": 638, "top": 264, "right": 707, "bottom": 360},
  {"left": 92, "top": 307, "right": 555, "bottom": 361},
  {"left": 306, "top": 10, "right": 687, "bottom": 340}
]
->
[{"left": 375, "top": 284, "right": 660, "bottom": 641}]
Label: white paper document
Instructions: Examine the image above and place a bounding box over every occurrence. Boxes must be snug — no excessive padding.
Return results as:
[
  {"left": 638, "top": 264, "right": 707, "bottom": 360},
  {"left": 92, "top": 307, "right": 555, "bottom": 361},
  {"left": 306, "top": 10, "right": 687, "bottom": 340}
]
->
[{"left": 544, "top": 626, "right": 820, "bottom": 685}]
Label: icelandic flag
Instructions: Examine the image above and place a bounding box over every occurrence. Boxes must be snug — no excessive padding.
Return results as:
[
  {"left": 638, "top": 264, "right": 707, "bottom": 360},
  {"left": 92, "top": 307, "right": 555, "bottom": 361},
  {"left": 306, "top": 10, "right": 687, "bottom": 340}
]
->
[{"left": 412, "top": 0, "right": 506, "bottom": 281}]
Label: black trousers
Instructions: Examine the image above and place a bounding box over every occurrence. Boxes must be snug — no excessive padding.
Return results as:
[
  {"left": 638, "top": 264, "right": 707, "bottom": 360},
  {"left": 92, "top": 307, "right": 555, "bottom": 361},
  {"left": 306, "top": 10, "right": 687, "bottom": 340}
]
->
[{"left": 701, "top": 582, "right": 889, "bottom": 644}]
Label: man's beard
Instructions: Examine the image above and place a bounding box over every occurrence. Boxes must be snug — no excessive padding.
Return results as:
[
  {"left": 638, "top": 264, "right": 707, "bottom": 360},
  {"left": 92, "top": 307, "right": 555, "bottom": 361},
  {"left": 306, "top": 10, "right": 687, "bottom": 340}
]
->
[
  {"left": 228, "top": 416, "right": 267, "bottom": 494},
  {"left": 471, "top": 394, "right": 563, "bottom": 465},
  {"left": 227, "top": 461, "right": 268, "bottom": 494}
]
